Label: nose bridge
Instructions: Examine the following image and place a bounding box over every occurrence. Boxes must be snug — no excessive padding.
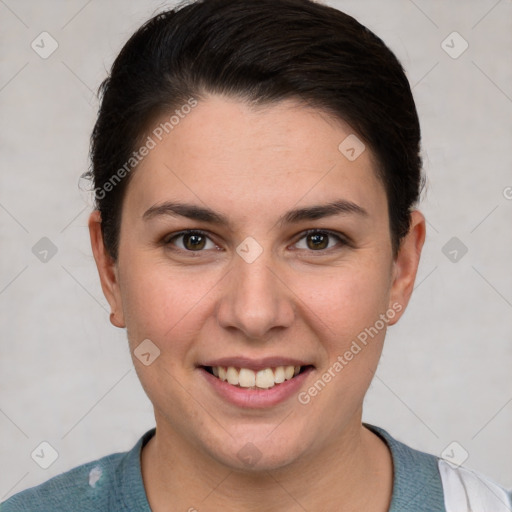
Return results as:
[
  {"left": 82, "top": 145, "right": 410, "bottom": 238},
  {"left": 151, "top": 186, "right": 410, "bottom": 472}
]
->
[{"left": 216, "top": 245, "right": 294, "bottom": 339}]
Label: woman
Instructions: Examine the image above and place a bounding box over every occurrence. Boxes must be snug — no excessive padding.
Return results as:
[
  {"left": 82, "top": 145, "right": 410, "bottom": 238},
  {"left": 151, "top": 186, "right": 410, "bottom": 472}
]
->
[{"left": 2, "top": 0, "right": 510, "bottom": 510}]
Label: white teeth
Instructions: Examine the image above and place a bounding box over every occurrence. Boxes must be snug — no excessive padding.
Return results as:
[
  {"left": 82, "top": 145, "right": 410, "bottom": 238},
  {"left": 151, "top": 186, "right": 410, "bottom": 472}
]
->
[
  {"left": 274, "top": 366, "right": 285, "bottom": 383},
  {"left": 226, "top": 366, "right": 239, "bottom": 385},
  {"left": 239, "top": 368, "right": 256, "bottom": 387},
  {"left": 209, "top": 365, "right": 304, "bottom": 389},
  {"left": 255, "top": 368, "right": 275, "bottom": 389}
]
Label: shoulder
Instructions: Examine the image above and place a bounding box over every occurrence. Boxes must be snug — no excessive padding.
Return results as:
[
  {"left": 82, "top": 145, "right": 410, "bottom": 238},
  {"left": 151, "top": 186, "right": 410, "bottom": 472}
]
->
[
  {"left": 438, "top": 459, "right": 512, "bottom": 512},
  {"left": 0, "top": 429, "right": 154, "bottom": 512},
  {"left": 365, "top": 423, "right": 512, "bottom": 512},
  {"left": 0, "top": 453, "right": 124, "bottom": 512},
  {"left": 368, "top": 424, "right": 446, "bottom": 511}
]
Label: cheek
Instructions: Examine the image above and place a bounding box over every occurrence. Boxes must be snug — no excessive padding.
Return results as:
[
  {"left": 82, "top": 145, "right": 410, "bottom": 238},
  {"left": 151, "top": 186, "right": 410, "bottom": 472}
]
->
[
  {"left": 118, "top": 259, "right": 220, "bottom": 350},
  {"left": 296, "top": 261, "right": 392, "bottom": 343},
  {"left": 295, "top": 267, "right": 391, "bottom": 418}
]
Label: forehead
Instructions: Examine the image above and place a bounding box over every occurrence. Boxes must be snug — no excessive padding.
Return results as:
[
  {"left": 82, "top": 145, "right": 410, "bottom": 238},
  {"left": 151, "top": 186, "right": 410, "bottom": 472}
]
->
[{"left": 123, "top": 95, "right": 386, "bottom": 221}]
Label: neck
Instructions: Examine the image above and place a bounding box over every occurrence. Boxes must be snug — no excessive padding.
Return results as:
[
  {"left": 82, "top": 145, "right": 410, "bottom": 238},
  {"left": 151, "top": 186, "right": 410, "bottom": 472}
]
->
[{"left": 141, "top": 416, "right": 393, "bottom": 512}]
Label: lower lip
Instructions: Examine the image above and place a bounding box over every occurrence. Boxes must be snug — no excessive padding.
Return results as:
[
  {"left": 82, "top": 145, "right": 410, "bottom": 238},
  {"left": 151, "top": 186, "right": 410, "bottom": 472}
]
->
[{"left": 199, "top": 367, "right": 314, "bottom": 409}]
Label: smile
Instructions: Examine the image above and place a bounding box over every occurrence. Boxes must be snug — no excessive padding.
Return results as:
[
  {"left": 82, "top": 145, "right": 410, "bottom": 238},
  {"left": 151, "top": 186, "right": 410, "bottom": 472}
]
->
[
  {"left": 203, "top": 365, "right": 311, "bottom": 389},
  {"left": 198, "top": 358, "right": 315, "bottom": 408}
]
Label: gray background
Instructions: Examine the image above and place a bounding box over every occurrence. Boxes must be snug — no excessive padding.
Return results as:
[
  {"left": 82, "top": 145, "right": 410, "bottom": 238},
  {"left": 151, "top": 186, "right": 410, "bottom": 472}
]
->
[{"left": 1, "top": 0, "right": 511, "bottom": 500}]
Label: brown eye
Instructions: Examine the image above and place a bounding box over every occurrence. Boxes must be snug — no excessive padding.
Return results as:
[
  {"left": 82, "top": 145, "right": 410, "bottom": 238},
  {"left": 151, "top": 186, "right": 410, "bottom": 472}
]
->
[
  {"left": 182, "top": 233, "right": 206, "bottom": 250},
  {"left": 294, "top": 230, "right": 346, "bottom": 251},
  {"left": 166, "top": 230, "right": 216, "bottom": 252},
  {"left": 306, "top": 232, "right": 329, "bottom": 250}
]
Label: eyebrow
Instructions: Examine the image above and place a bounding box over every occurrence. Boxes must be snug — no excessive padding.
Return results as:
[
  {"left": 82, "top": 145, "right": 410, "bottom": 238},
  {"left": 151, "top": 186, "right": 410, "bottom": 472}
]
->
[{"left": 142, "top": 199, "right": 368, "bottom": 228}]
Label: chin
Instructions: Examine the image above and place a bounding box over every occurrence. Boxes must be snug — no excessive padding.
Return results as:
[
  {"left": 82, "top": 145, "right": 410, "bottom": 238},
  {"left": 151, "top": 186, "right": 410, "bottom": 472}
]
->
[{"left": 204, "top": 428, "right": 309, "bottom": 472}]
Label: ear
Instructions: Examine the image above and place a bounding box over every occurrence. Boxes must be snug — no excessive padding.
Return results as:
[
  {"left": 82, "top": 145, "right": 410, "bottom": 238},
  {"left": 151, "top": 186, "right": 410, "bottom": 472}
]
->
[
  {"left": 88, "top": 210, "right": 126, "bottom": 328},
  {"left": 387, "top": 210, "right": 426, "bottom": 326}
]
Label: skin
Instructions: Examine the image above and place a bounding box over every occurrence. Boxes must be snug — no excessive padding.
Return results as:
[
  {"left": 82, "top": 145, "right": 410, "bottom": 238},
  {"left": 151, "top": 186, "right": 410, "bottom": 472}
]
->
[{"left": 89, "top": 95, "right": 425, "bottom": 511}]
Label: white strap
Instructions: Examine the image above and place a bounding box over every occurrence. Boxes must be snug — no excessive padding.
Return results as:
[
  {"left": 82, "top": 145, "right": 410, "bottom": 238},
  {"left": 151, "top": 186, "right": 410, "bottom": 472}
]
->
[{"left": 438, "top": 459, "right": 512, "bottom": 512}]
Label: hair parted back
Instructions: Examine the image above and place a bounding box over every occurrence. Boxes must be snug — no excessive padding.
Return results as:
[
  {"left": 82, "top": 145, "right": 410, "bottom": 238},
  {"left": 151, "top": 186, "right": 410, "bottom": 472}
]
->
[{"left": 86, "top": 0, "right": 423, "bottom": 259}]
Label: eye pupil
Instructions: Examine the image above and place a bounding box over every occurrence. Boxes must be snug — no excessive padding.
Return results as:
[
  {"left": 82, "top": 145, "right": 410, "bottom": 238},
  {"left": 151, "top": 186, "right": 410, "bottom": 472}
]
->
[
  {"left": 184, "top": 233, "right": 206, "bottom": 250},
  {"left": 307, "top": 232, "right": 328, "bottom": 250}
]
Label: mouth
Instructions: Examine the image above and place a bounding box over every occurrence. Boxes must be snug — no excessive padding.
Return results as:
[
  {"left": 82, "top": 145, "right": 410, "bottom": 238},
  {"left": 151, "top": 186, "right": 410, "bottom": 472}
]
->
[{"left": 200, "top": 364, "right": 314, "bottom": 390}]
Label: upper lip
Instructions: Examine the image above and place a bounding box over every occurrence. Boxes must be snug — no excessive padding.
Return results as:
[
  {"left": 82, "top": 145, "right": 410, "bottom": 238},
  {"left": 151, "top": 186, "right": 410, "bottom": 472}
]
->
[{"left": 200, "top": 357, "right": 313, "bottom": 372}]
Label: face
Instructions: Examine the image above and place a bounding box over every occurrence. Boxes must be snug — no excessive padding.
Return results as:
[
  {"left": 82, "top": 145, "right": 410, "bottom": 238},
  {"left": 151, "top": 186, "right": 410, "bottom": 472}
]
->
[{"left": 90, "top": 95, "right": 424, "bottom": 471}]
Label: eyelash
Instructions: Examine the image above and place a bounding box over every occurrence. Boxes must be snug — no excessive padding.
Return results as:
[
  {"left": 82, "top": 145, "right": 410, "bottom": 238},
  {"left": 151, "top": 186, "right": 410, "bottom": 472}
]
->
[{"left": 163, "top": 229, "right": 350, "bottom": 254}]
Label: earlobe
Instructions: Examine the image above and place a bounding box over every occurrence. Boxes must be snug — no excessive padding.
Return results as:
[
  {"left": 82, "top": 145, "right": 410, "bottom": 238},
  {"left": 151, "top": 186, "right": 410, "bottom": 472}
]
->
[
  {"left": 387, "top": 210, "right": 426, "bottom": 326},
  {"left": 88, "top": 210, "right": 126, "bottom": 328}
]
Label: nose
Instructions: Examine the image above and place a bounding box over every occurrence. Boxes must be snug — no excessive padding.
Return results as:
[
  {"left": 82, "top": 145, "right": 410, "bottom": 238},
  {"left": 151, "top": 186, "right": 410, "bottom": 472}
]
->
[{"left": 215, "top": 249, "right": 295, "bottom": 340}]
